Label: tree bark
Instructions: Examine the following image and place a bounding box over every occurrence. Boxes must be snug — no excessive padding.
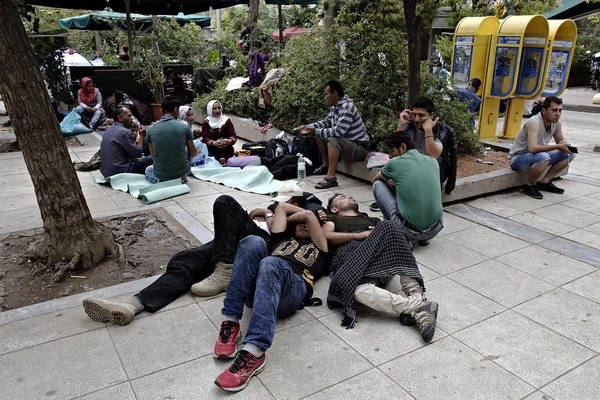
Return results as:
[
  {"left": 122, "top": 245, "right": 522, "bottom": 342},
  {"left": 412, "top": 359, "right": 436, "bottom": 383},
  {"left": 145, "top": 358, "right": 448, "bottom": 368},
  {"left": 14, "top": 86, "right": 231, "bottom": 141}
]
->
[
  {"left": 246, "top": 0, "right": 260, "bottom": 41},
  {"left": 324, "top": 0, "right": 343, "bottom": 30},
  {"left": 403, "top": 0, "right": 423, "bottom": 107},
  {"left": 0, "top": 0, "right": 115, "bottom": 275}
]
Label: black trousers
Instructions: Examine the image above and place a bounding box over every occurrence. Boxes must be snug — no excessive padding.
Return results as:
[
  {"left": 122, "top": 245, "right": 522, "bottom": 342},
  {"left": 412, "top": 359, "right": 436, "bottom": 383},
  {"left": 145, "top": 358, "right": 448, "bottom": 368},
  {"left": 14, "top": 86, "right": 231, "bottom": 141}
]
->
[{"left": 136, "top": 195, "right": 270, "bottom": 313}]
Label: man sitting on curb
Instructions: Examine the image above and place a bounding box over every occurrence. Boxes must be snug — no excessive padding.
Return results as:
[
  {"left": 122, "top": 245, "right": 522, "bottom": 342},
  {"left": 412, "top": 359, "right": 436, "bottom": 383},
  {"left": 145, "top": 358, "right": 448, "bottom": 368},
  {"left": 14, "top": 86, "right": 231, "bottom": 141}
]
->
[
  {"left": 373, "top": 132, "right": 444, "bottom": 246},
  {"left": 213, "top": 203, "right": 328, "bottom": 392},
  {"left": 325, "top": 194, "right": 438, "bottom": 342},
  {"left": 145, "top": 95, "right": 197, "bottom": 184},
  {"left": 300, "top": 80, "right": 370, "bottom": 189},
  {"left": 100, "top": 105, "right": 153, "bottom": 178},
  {"left": 508, "top": 96, "right": 575, "bottom": 199},
  {"left": 81, "top": 185, "right": 325, "bottom": 326}
]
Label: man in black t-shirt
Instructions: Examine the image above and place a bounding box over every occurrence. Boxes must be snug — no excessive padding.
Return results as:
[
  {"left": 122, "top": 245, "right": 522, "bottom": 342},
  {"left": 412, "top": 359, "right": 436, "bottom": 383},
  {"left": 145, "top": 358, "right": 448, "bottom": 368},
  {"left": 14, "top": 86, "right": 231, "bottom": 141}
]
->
[
  {"left": 324, "top": 193, "right": 439, "bottom": 343},
  {"left": 213, "top": 202, "right": 328, "bottom": 392}
]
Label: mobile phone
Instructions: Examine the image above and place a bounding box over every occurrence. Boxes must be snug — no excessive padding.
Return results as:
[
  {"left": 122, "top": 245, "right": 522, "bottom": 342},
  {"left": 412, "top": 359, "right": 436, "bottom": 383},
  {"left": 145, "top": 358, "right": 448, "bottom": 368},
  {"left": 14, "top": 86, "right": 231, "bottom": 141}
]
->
[{"left": 567, "top": 146, "right": 578, "bottom": 153}]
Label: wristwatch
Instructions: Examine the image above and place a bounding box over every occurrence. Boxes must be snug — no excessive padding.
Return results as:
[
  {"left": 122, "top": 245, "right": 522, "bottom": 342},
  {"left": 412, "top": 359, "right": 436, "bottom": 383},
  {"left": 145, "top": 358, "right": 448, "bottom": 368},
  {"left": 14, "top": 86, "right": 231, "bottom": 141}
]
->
[{"left": 265, "top": 213, "right": 274, "bottom": 218}]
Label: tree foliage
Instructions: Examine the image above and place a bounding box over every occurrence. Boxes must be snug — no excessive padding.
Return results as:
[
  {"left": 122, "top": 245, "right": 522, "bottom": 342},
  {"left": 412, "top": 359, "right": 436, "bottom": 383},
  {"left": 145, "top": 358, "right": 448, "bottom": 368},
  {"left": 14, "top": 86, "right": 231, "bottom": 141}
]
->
[{"left": 446, "top": 0, "right": 560, "bottom": 26}]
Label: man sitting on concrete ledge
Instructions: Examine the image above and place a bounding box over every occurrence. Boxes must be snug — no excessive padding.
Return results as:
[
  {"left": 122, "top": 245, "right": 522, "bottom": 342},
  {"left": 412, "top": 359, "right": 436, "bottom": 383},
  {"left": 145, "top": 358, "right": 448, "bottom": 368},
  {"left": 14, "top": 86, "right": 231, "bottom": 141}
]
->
[
  {"left": 508, "top": 96, "right": 575, "bottom": 200},
  {"left": 372, "top": 132, "right": 444, "bottom": 246},
  {"left": 300, "top": 80, "right": 370, "bottom": 189}
]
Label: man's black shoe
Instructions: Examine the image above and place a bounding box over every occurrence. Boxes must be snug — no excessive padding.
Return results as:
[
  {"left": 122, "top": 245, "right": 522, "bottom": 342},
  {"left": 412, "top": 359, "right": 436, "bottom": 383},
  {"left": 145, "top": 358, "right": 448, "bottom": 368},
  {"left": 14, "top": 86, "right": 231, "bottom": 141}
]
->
[
  {"left": 523, "top": 185, "right": 544, "bottom": 199},
  {"left": 537, "top": 181, "right": 565, "bottom": 194},
  {"left": 370, "top": 202, "right": 380, "bottom": 212}
]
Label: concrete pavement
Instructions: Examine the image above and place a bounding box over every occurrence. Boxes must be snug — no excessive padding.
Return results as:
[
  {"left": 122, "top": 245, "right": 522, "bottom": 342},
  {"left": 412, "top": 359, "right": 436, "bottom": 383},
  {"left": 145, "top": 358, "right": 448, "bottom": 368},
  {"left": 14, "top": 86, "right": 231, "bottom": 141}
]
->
[{"left": 0, "top": 110, "right": 600, "bottom": 399}]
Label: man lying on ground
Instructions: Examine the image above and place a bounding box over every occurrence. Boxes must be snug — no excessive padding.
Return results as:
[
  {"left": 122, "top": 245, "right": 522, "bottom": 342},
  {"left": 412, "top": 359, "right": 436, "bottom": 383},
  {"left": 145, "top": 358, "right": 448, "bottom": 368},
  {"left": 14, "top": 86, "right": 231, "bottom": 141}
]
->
[
  {"left": 213, "top": 202, "right": 329, "bottom": 392},
  {"left": 82, "top": 185, "right": 325, "bottom": 326},
  {"left": 324, "top": 193, "right": 438, "bottom": 342}
]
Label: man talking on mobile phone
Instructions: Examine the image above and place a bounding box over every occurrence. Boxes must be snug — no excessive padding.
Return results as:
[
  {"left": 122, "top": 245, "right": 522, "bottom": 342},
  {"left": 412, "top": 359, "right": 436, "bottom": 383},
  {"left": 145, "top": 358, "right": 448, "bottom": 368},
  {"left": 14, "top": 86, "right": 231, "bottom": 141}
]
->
[{"left": 508, "top": 96, "right": 576, "bottom": 200}]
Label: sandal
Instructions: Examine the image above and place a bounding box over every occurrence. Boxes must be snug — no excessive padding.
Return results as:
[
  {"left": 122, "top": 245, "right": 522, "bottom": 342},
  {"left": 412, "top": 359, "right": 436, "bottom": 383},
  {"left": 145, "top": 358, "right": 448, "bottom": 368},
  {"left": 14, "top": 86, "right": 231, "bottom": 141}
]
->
[
  {"left": 315, "top": 177, "right": 338, "bottom": 189},
  {"left": 313, "top": 165, "right": 328, "bottom": 175}
]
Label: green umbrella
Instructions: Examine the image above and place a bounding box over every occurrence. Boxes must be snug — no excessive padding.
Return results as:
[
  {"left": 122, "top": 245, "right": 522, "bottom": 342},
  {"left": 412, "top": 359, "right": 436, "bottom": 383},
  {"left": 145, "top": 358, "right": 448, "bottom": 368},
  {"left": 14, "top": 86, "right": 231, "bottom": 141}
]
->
[{"left": 58, "top": 11, "right": 211, "bottom": 30}]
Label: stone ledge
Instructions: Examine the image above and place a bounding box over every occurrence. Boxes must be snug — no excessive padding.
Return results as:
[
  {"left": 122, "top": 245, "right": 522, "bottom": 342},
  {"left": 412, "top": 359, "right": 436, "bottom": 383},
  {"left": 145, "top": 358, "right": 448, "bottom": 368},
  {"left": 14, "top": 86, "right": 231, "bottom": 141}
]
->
[{"left": 228, "top": 115, "right": 567, "bottom": 204}]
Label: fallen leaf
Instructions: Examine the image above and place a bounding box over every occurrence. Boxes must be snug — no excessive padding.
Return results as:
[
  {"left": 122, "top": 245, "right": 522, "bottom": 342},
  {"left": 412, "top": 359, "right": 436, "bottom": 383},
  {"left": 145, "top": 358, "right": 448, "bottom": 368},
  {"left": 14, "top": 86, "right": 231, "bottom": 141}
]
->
[{"left": 481, "top": 355, "right": 500, "bottom": 361}]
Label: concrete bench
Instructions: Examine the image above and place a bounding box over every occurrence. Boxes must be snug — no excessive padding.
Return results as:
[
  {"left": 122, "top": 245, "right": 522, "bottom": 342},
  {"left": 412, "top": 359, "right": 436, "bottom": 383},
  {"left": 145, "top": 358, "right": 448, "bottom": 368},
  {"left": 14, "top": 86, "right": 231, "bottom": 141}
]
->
[{"left": 223, "top": 115, "right": 567, "bottom": 204}]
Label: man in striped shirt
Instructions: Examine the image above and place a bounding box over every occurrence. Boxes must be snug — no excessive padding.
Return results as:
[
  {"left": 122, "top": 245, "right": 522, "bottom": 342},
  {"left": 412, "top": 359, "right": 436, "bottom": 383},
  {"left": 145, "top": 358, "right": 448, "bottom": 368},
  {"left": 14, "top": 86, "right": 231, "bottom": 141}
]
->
[{"left": 300, "top": 80, "right": 370, "bottom": 189}]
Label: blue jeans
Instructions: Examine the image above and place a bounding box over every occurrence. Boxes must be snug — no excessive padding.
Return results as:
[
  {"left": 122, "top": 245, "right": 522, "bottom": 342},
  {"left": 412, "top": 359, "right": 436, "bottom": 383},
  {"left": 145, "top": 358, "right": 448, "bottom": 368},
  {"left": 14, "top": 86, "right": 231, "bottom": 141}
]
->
[
  {"left": 145, "top": 161, "right": 191, "bottom": 184},
  {"left": 221, "top": 236, "right": 306, "bottom": 352},
  {"left": 75, "top": 105, "right": 102, "bottom": 128},
  {"left": 372, "top": 180, "right": 443, "bottom": 243},
  {"left": 510, "top": 150, "right": 575, "bottom": 171}
]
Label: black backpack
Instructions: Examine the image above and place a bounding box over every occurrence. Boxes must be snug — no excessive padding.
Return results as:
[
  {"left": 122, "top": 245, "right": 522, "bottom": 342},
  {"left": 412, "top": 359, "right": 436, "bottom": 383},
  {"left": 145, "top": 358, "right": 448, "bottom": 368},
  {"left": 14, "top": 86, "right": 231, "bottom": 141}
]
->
[
  {"left": 265, "top": 138, "right": 290, "bottom": 159},
  {"left": 242, "top": 140, "right": 268, "bottom": 157},
  {"left": 291, "top": 136, "right": 321, "bottom": 168}
]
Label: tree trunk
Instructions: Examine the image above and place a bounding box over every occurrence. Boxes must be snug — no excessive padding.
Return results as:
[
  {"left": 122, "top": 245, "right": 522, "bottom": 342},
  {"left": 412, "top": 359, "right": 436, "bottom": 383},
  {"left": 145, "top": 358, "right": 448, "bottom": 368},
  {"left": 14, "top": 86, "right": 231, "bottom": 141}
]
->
[
  {"left": 403, "top": 0, "right": 423, "bottom": 107},
  {"left": 246, "top": 0, "right": 260, "bottom": 41},
  {"left": 0, "top": 0, "right": 115, "bottom": 277},
  {"left": 324, "top": 0, "right": 343, "bottom": 30}
]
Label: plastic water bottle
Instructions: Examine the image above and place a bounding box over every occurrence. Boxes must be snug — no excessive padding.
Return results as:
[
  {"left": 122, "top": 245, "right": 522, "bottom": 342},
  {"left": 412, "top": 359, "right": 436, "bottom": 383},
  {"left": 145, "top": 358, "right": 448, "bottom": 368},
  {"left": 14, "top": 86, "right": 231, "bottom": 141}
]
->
[
  {"left": 297, "top": 153, "right": 306, "bottom": 183},
  {"left": 275, "top": 144, "right": 284, "bottom": 157}
]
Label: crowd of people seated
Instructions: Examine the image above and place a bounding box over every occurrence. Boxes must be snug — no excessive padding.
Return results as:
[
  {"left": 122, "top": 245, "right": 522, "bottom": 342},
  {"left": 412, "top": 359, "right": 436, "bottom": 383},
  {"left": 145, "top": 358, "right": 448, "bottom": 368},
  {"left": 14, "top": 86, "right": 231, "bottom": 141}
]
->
[{"left": 82, "top": 77, "right": 575, "bottom": 393}]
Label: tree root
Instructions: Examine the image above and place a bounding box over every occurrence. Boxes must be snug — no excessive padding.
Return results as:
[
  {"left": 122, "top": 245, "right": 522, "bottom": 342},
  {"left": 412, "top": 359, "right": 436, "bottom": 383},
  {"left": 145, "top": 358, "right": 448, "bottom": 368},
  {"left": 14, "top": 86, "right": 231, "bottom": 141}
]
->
[{"left": 52, "top": 253, "right": 81, "bottom": 283}]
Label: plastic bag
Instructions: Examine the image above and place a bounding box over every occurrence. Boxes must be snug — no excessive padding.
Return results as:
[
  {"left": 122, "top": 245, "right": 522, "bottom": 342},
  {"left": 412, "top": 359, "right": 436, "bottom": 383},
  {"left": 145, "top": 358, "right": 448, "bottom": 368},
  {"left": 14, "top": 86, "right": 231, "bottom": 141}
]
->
[
  {"left": 190, "top": 139, "right": 209, "bottom": 166},
  {"left": 60, "top": 110, "right": 91, "bottom": 136}
]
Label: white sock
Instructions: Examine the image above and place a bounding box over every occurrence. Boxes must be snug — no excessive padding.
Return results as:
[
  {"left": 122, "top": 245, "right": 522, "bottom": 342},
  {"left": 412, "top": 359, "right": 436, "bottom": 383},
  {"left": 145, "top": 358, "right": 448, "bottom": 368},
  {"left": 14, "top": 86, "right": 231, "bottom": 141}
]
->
[
  {"left": 243, "top": 343, "right": 264, "bottom": 357},
  {"left": 129, "top": 295, "right": 144, "bottom": 314},
  {"left": 224, "top": 316, "right": 240, "bottom": 324}
]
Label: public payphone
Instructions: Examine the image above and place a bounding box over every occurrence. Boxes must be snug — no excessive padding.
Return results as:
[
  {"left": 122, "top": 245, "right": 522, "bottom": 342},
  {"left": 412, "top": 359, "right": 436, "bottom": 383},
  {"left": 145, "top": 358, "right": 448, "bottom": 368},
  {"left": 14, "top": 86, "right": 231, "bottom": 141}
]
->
[
  {"left": 542, "top": 20, "right": 577, "bottom": 97},
  {"left": 500, "top": 15, "right": 549, "bottom": 139}
]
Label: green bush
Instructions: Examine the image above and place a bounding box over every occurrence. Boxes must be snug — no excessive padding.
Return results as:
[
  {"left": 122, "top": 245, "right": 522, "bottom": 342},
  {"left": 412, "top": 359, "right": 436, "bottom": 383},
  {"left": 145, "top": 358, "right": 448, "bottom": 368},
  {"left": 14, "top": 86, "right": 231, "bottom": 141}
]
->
[{"left": 569, "top": 22, "right": 600, "bottom": 87}]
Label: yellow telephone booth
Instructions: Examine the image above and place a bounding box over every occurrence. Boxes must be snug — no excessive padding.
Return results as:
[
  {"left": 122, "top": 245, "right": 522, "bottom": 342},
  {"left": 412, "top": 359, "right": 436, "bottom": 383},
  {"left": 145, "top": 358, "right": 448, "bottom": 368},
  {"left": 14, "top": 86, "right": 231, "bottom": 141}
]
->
[
  {"left": 541, "top": 20, "right": 577, "bottom": 97},
  {"left": 452, "top": 16, "right": 500, "bottom": 141},
  {"left": 499, "top": 15, "right": 549, "bottom": 139}
]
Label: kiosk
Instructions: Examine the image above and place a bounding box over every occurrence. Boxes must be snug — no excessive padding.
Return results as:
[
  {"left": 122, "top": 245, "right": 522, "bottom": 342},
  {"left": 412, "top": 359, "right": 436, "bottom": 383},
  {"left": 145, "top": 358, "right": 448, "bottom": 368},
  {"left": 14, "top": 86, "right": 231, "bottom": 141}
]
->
[{"left": 499, "top": 15, "right": 549, "bottom": 139}]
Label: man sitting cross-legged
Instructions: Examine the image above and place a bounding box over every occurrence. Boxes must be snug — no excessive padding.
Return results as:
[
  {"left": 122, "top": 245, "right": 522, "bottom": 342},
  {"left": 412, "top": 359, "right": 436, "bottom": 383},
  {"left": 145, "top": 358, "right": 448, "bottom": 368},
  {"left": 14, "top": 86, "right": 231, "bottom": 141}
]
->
[
  {"left": 324, "top": 193, "right": 438, "bottom": 342},
  {"left": 82, "top": 188, "right": 324, "bottom": 326},
  {"left": 213, "top": 202, "right": 329, "bottom": 392}
]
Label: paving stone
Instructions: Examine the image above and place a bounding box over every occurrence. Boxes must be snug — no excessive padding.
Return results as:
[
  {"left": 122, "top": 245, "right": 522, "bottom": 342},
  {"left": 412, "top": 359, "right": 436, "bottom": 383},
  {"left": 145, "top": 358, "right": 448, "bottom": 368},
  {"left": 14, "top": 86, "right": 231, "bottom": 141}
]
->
[
  {"left": 175, "top": 193, "right": 223, "bottom": 215},
  {"left": 380, "top": 337, "right": 534, "bottom": 400},
  {"left": 448, "top": 260, "right": 555, "bottom": 308},
  {"left": 0, "top": 206, "right": 42, "bottom": 234},
  {"left": 335, "top": 184, "right": 376, "bottom": 203},
  {"left": 438, "top": 212, "right": 478, "bottom": 236},
  {"left": 412, "top": 237, "right": 489, "bottom": 275},
  {"left": 0, "top": 329, "right": 126, "bottom": 400},
  {"left": 562, "top": 229, "right": 600, "bottom": 250},
  {"left": 539, "top": 237, "right": 600, "bottom": 268},
  {"left": 426, "top": 277, "right": 505, "bottom": 334},
  {"left": 454, "top": 310, "right": 594, "bottom": 387},
  {"left": 319, "top": 305, "right": 445, "bottom": 365},
  {"left": 257, "top": 320, "right": 372, "bottom": 400},
  {"left": 531, "top": 204, "right": 600, "bottom": 229},
  {"left": 515, "top": 288, "right": 600, "bottom": 352},
  {"left": 485, "top": 190, "right": 555, "bottom": 212},
  {"left": 522, "top": 391, "right": 554, "bottom": 400},
  {"left": 445, "top": 205, "right": 554, "bottom": 244},
  {"left": 77, "top": 383, "right": 136, "bottom": 400},
  {"left": 193, "top": 211, "right": 215, "bottom": 232},
  {"left": 563, "top": 270, "right": 600, "bottom": 304},
  {"left": 560, "top": 195, "right": 600, "bottom": 216},
  {"left": 466, "top": 197, "right": 523, "bottom": 218},
  {"left": 496, "top": 246, "right": 596, "bottom": 286},
  {"left": 543, "top": 356, "right": 600, "bottom": 400},
  {"left": 444, "top": 226, "right": 530, "bottom": 258},
  {"left": 131, "top": 355, "right": 274, "bottom": 399},
  {"left": 509, "top": 212, "right": 578, "bottom": 236},
  {"left": 109, "top": 304, "right": 215, "bottom": 379},
  {"left": 0, "top": 305, "right": 102, "bottom": 355},
  {"left": 87, "top": 195, "right": 121, "bottom": 215},
  {"left": 583, "top": 221, "right": 600, "bottom": 236},
  {"left": 304, "top": 368, "right": 412, "bottom": 400}
]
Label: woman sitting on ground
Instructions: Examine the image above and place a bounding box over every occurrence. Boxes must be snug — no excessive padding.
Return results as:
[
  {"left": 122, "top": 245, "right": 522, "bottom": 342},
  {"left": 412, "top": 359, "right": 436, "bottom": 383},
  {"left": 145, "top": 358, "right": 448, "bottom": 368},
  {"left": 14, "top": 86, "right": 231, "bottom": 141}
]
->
[
  {"left": 178, "top": 105, "right": 202, "bottom": 139},
  {"left": 75, "top": 77, "right": 104, "bottom": 129},
  {"left": 201, "top": 100, "right": 237, "bottom": 165}
]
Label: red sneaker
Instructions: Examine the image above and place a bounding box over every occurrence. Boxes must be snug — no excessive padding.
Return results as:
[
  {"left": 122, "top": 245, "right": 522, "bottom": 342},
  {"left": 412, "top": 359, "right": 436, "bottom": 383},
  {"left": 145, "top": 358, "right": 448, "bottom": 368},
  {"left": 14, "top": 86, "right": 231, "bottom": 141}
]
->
[
  {"left": 213, "top": 320, "right": 241, "bottom": 359},
  {"left": 214, "top": 350, "right": 266, "bottom": 392}
]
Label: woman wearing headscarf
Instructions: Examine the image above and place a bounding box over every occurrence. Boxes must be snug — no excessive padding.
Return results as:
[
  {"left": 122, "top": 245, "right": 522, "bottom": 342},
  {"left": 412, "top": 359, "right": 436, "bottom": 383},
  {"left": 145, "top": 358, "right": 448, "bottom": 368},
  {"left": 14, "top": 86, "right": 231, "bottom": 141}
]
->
[
  {"left": 178, "top": 105, "right": 202, "bottom": 139},
  {"left": 75, "top": 77, "right": 104, "bottom": 129},
  {"left": 201, "top": 100, "right": 237, "bottom": 163}
]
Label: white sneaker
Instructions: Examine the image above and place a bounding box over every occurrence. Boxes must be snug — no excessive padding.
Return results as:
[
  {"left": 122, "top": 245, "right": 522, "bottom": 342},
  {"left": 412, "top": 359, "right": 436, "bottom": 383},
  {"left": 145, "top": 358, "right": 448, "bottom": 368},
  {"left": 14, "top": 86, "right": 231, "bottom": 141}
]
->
[{"left": 191, "top": 262, "right": 233, "bottom": 297}]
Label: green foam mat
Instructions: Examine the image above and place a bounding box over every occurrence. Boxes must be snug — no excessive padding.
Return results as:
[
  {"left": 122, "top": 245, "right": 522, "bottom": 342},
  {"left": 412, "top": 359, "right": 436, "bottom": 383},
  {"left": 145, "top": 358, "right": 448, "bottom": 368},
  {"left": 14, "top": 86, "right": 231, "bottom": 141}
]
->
[
  {"left": 95, "top": 173, "right": 190, "bottom": 204},
  {"left": 190, "top": 165, "right": 287, "bottom": 195}
]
